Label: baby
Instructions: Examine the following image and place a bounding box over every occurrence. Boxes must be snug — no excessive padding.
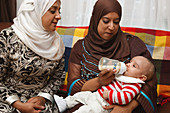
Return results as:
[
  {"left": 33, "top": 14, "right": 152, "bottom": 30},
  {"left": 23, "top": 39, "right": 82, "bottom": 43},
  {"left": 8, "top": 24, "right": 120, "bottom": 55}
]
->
[{"left": 54, "top": 56, "right": 155, "bottom": 113}]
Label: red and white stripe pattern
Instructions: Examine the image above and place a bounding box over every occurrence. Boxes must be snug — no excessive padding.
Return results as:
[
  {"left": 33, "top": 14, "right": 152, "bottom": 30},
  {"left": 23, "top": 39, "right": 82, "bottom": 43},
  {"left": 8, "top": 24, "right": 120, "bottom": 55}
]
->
[{"left": 97, "top": 80, "right": 142, "bottom": 105}]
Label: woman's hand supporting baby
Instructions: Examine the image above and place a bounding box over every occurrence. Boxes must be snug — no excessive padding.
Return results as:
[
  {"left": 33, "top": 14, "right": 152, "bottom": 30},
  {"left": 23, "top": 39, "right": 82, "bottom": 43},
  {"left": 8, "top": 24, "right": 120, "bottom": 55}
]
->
[{"left": 103, "top": 99, "right": 139, "bottom": 113}]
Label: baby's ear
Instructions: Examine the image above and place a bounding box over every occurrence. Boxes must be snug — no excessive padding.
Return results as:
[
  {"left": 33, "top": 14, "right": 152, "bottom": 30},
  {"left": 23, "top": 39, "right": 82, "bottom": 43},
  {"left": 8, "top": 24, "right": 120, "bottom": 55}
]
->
[{"left": 139, "top": 75, "right": 147, "bottom": 81}]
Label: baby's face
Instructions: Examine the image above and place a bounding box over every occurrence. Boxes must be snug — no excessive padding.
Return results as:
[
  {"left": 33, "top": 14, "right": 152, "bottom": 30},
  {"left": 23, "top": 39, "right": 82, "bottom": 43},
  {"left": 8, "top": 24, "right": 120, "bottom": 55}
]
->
[{"left": 123, "top": 56, "right": 148, "bottom": 78}]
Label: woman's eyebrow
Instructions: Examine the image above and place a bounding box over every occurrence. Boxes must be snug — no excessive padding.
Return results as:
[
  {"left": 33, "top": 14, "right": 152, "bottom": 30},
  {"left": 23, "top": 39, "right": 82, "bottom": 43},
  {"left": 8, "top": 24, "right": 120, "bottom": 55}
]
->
[
  {"left": 115, "top": 18, "right": 120, "bottom": 21},
  {"left": 103, "top": 17, "right": 109, "bottom": 19},
  {"left": 51, "top": 6, "right": 57, "bottom": 9},
  {"left": 102, "top": 17, "right": 119, "bottom": 21}
]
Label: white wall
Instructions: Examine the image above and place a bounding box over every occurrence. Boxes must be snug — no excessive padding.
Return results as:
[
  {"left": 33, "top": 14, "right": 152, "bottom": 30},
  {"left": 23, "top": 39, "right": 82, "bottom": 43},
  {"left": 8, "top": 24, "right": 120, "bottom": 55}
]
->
[
  {"left": 16, "top": 0, "right": 23, "bottom": 13},
  {"left": 16, "top": 0, "right": 170, "bottom": 31},
  {"left": 118, "top": 0, "right": 170, "bottom": 31}
]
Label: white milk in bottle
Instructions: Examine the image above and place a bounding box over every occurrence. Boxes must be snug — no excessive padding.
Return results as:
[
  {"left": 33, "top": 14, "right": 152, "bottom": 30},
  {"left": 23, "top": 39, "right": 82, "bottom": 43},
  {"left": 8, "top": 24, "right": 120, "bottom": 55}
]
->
[{"left": 98, "top": 57, "right": 126, "bottom": 75}]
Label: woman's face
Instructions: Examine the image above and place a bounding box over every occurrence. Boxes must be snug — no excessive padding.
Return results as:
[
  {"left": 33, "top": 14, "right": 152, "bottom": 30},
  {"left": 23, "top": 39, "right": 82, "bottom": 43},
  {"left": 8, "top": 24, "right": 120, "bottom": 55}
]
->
[
  {"left": 97, "top": 12, "right": 120, "bottom": 40},
  {"left": 42, "top": 0, "right": 61, "bottom": 31}
]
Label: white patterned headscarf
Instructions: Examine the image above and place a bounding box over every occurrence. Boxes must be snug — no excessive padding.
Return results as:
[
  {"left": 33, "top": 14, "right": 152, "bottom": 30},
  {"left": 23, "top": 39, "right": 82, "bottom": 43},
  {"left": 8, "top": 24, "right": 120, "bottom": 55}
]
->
[{"left": 12, "top": 0, "right": 65, "bottom": 60}]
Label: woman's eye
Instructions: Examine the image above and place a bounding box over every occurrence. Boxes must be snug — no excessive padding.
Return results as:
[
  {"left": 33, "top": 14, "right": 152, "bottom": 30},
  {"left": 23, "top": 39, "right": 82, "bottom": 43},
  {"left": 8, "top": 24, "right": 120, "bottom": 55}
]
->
[
  {"left": 103, "top": 20, "right": 109, "bottom": 24},
  {"left": 114, "top": 21, "right": 119, "bottom": 24},
  {"left": 50, "top": 10, "right": 56, "bottom": 14}
]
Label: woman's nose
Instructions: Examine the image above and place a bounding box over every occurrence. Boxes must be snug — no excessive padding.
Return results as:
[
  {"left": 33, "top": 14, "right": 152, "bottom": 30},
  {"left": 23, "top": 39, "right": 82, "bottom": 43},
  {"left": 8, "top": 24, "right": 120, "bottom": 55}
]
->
[
  {"left": 55, "top": 12, "right": 61, "bottom": 20},
  {"left": 108, "top": 22, "right": 114, "bottom": 30},
  {"left": 55, "top": 15, "right": 61, "bottom": 20}
]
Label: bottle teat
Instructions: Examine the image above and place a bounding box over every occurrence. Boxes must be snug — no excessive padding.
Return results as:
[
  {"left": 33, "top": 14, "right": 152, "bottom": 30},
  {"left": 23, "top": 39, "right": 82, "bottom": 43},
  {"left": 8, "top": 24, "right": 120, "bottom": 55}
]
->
[{"left": 118, "top": 62, "right": 126, "bottom": 75}]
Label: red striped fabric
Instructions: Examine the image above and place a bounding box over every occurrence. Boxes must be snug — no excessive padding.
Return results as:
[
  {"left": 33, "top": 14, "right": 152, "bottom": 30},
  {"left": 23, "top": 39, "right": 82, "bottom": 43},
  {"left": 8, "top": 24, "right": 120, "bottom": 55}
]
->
[{"left": 97, "top": 80, "right": 142, "bottom": 105}]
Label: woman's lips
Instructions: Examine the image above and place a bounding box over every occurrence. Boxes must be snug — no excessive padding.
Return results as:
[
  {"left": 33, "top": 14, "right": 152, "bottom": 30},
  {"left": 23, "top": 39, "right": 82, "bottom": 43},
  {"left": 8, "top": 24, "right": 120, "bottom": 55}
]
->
[
  {"left": 52, "top": 22, "right": 58, "bottom": 25},
  {"left": 105, "top": 32, "right": 113, "bottom": 36}
]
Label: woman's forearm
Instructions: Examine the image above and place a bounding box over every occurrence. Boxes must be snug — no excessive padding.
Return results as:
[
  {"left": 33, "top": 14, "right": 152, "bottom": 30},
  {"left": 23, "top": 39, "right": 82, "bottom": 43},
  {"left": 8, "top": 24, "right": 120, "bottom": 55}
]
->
[
  {"left": 127, "top": 99, "right": 139, "bottom": 111},
  {"left": 81, "top": 77, "right": 101, "bottom": 91},
  {"left": 82, "top": 69, "right": 115, "bottom": 91}
]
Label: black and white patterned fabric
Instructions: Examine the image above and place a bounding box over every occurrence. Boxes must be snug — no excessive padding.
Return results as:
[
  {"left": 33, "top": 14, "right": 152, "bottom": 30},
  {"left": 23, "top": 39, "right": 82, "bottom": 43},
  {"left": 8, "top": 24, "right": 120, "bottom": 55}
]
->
[{"left": 0, "top": 27, "right": 65, "bottom": 113}]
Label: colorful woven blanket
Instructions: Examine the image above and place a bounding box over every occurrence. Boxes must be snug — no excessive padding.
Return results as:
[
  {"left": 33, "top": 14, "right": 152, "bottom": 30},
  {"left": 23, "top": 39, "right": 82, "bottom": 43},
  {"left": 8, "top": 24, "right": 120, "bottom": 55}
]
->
[{"left": 56, "top": 26, "right": 170, "bottom": 104}]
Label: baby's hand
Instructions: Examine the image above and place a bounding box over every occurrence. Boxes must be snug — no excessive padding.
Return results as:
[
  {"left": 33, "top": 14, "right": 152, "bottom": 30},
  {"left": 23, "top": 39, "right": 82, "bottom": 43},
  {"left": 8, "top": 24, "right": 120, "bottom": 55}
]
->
[{"left": 103, "top": 90, "right": 109, "bottom": 99}]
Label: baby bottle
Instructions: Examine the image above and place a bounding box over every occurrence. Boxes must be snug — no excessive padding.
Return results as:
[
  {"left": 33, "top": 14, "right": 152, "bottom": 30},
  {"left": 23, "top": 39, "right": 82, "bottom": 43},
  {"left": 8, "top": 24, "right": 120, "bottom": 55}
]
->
[{"left": 98, "top": 57, "right": 126, "bottom": 75}]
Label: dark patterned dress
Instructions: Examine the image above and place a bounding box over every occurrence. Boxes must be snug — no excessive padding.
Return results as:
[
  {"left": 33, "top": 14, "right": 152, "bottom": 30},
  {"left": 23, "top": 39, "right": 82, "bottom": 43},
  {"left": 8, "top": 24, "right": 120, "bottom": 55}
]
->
[{"left": 0, "top": 27, "right": 65, "bottom": 113}]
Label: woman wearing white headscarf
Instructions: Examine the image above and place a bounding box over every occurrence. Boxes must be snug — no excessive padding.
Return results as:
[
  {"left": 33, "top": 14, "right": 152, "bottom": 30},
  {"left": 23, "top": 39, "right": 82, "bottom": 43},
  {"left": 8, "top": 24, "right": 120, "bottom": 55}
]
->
[{"left": 0, "top": 0, "right": 65, "bottom": 112}]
